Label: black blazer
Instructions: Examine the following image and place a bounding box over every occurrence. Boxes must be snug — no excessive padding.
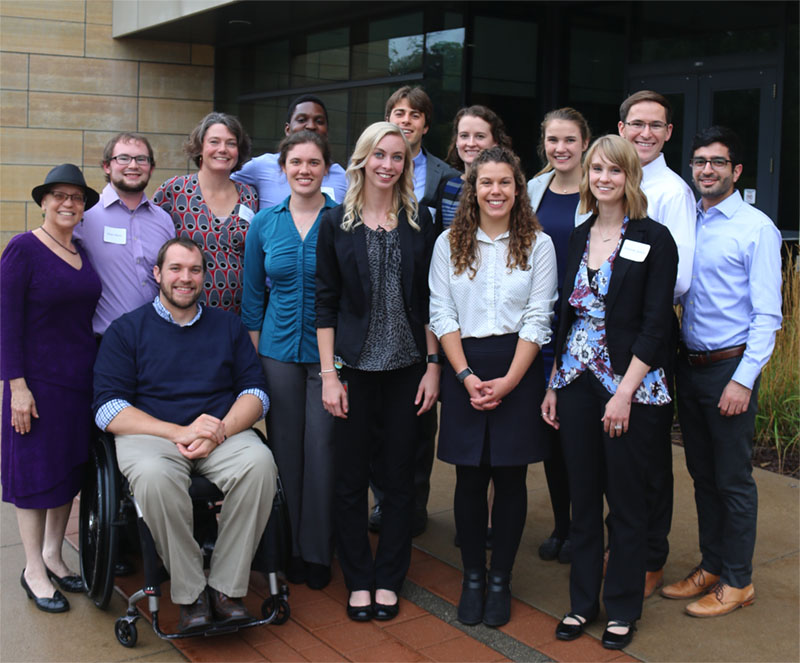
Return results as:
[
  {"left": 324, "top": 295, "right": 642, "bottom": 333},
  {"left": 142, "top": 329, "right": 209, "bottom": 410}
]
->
[
  {"left": 554, "top": 215, "right": 678, "bottom": 376},
  {"left": 315, "top": 205, "right": 437, "bottom": 366}
]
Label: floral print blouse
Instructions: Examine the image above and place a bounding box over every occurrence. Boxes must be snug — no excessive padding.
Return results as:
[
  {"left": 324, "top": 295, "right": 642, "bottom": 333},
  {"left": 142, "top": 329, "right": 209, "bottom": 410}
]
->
[{"left": 549, "top": 218, "right": 671, "bottom": 406}]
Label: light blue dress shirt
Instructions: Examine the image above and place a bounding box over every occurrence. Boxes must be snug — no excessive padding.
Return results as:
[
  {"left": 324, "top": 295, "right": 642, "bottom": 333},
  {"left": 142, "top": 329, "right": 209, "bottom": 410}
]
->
[
  {"left": 680, "top": 190, "right": 782, "bottom": 389},
  {"left": 241, "top": 194, "right": 336, "bottom": 363},
  {"left": 412, "top": 149, "right": 427, "bottom": 203},
  {"left": 232, "top": 152, "right": 348, "bottom": 211}
]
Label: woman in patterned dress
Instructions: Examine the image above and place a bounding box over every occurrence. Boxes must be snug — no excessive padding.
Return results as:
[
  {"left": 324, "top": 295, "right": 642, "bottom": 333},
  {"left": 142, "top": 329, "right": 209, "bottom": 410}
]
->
[
  {"left": 154, "top": 112, "right": 257, "bottom": 313},
  {"left": 315, "top": 122, "right": 439, "bottom": 622},
  {"left": 541, "top": 135, "right": 677, "bottom": 650}
]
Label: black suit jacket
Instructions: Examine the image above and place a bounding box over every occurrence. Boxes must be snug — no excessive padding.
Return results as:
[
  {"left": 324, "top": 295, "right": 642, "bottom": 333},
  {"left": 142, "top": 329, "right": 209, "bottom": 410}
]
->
[
  {"left": 554, "top": 215, "right": 678, "bottom": 375},
  {"left": 315, "top": 205, "right": 437, "bottom": 366}
]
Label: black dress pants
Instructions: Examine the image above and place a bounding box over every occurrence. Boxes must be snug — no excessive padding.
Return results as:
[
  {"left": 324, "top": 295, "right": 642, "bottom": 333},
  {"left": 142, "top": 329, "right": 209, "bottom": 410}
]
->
[
  {"left": 333, "top": 363, "right": 423, "bottom": 593},
  {"left": 558, "top": 371, "right": 665, "bottom": 622}
]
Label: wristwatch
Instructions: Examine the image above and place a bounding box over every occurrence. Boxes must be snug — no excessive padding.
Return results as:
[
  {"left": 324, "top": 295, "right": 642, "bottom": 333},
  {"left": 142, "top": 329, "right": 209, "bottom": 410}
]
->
[
  {"left": 455, "top": 367, "right": 474, "bottom": 383},
  {"left": 426, "top": 353, "right": 441, "bottom": 364}
]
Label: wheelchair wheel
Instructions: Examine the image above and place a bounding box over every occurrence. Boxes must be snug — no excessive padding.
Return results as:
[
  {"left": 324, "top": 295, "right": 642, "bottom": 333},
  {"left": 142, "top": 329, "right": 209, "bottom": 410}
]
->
[
  {"left": 79, "top": 433, "right": 119, "bottom": 609},
  {"left": 114, "top": 617, "right": 138, "bottom": 648},
  {"left": 261, "top": 595, "right": 290, "bottom": 625}
]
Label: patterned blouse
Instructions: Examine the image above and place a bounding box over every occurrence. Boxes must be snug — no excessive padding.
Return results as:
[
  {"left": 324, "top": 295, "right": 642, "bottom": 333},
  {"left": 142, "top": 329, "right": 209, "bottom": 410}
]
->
[
  {"left": 353, "top": 226, "right": 421, "bottom": 371},
  {"left": 153, "top": 174, "right": 258, "bottom": 313},
  {"left": 549, "top": 218, "right": 671, "bottom": 406}
]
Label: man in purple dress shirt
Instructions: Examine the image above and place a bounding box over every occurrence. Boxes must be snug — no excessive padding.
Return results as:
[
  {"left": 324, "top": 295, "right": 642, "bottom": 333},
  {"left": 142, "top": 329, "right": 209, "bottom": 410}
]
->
[
  {"left": 74, "top": 132, "right": 175, "bottom": 335},
  {"left": 662, "top": 126, "right": 782, "bottom": 617}
]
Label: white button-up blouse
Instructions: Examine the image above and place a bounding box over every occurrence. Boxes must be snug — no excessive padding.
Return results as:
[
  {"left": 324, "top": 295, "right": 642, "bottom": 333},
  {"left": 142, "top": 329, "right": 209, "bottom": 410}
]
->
[{"left": 429, "top": 227, "right": 558, "bottom": 346}]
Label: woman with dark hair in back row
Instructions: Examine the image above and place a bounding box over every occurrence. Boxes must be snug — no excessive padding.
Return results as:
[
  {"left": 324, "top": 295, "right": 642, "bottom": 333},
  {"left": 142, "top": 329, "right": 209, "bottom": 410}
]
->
[{"left": 154, "top": 112, "right": 258, "bottom": 313}]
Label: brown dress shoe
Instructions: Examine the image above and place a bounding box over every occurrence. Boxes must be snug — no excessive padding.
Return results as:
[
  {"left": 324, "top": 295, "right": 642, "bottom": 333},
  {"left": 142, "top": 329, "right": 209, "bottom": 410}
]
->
[
  {"left": 177, "top": 588, "right": 212, "bottom": 633},
  {"left": 661, "top": 565, "right": 720, "bottom": 599},
  {"left": 686, "top": 582, "right": 755, "bottom": 617},
  {"left": 208, "top": 588, "right": 253, "bottom": 626},
  {"left": 644, "top": 569, "right": 664, "bottom": 598}
]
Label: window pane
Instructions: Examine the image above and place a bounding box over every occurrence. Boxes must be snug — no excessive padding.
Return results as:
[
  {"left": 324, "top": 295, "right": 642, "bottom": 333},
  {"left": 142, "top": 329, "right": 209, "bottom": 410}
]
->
[{"left": 291, "top": 27, "right": 350, "bottom": 86}]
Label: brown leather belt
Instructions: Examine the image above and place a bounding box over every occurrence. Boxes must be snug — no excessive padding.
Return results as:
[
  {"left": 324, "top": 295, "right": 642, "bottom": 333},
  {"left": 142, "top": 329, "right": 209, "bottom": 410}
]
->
[{"left": 684, "top": 344, "right": 746, "bottom": 366}]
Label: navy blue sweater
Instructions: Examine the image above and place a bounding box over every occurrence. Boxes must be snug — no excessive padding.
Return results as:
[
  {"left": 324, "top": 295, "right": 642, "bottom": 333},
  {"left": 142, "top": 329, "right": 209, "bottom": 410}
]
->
[{"left": 93, "top": 303, "right": 267, "bottom": 426}]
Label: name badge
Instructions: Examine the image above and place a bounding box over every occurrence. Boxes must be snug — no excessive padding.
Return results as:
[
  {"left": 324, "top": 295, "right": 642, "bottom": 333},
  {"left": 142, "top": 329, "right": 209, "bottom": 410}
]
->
[
  {"left": 619, "top": 239, "right": 650, "bottom": 262},
  {"left": 237, "top": 205, "right": 254, "bottom": 222},
  {"left": 321, "top": 186, "right": 336, "bottom": 201},
  {"left": 103, "top": 226, "right": 127, "bottom": 245}
]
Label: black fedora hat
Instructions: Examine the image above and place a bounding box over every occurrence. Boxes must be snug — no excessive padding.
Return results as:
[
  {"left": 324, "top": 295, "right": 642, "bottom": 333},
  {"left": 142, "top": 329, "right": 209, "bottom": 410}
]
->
[{"left": 31, "top": 164, "right": 100, "bottom": 210}]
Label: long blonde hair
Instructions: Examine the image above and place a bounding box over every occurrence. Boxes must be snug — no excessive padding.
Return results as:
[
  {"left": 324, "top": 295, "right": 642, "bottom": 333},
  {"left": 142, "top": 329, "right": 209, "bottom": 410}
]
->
[
  {"left": 579, "top": 135, "right": 648, "bottom": 219},
  {"left": 341, "top": 122, "right": 418, "bottom": 232}
]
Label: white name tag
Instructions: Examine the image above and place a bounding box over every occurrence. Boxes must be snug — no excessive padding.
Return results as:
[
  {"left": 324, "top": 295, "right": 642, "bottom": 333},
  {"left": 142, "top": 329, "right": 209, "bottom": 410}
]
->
[
  {"left": 321, "top": 186, "right": 336, "bottom": 201},
  {"left": 103, "top": 226, "right": 127, "bottom": 245},
  {"left": 238, "top": 205, "right": 254, "bottom": 222},
  {"left": 619, "top": 239, "right": 650, "bottom": 262}
]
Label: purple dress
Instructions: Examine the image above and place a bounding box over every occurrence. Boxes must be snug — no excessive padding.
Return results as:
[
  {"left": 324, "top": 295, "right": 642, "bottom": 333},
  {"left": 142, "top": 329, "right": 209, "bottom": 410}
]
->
[{"left": 1, "top": 232, "right": 101, "bottom": 508}]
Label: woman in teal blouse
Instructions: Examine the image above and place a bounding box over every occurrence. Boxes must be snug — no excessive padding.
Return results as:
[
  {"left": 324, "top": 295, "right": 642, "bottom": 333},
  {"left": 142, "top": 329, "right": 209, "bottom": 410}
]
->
[{"left": 242, "top": 130, "right": 337, "bottom": 590}]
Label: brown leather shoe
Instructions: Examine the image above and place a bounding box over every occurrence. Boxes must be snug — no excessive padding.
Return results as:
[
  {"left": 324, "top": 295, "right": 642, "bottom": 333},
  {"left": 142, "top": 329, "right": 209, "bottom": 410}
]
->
[
  {"left": 177, "top": 588, "right": 212, "bottom": 633},
  {"left": 686, "top": 582, "right": 755, "bottom": 617},
  {"left": 661, "top": 565, "right": 720, "bottom": 599},
  {"left": 644, "top": 569, "right": 664, "bottom": 598},
  {"left": 208, "top": 588, "right": 252, "bottom": 626}
]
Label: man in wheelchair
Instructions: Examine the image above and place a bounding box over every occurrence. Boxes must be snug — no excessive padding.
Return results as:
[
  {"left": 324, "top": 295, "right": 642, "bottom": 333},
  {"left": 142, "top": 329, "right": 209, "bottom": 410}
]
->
[{"left": 93, "top": 237, "right": 278, "bottom": 634}]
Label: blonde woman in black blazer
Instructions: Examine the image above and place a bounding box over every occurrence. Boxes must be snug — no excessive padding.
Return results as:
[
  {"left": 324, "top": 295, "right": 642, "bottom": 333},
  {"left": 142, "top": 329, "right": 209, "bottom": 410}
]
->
[
  {"left": 541, "top": 135, "right": 677, "bottom": 650},
  {"left": 315, "top": 122, "right": 440, "bottom": 622}
]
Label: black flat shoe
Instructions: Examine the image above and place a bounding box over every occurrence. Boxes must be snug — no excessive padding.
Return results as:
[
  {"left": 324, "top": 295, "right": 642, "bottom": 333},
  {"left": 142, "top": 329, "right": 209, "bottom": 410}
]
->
[
  {"left": 538, "top": 535, "right": 565, "bottom": 561},
  {"left": 45, "top": 566, "right": 85, "bottom": 593},
  {"left": 285, "top": 555, "right": 307, "bottom": 584},
  {"left": 482, "top": 571, "right": 511, "bottom": 627},
  {"left": 346, "top": 601, "right": 374, "bottom": 622},
  {"left": 373, "top": 600, "right": 399, "bottom": 621},
  {"left": 556, "top": 612, "right": 590, "bottom": 640},
  {"left": 20, "top": 570, "right": 69, "bottom": 613},
  {"left": 457, "top": 568, "right": 485, "bottom": 625},
  {"left": 602, "top": 620, "right": 636, "bottom": 650}
]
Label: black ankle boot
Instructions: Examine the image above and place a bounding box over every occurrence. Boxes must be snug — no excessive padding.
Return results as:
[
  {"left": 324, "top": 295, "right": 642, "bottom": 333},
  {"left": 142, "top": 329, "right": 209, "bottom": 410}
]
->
[
  {"left": 457, "top": 568, "right": 486, "bottom": 625},
  {"left": 482, "top": 571, "right": 511, "bottom": 627}
]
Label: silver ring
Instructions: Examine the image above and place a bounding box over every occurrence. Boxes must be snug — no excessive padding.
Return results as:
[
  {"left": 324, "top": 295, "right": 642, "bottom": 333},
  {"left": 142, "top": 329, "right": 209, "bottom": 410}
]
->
[
  {"left": 614, "top": 424, "right": 623, "bottom": 430},
  {"left": 541, "top": 411, "right": 546, "bottom": 417}
]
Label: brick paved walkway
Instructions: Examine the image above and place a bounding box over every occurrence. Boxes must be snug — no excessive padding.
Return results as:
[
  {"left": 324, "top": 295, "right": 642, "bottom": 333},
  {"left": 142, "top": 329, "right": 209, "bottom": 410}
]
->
[{"left": 67, "top": 499, "right": 639, "bottom": 663}]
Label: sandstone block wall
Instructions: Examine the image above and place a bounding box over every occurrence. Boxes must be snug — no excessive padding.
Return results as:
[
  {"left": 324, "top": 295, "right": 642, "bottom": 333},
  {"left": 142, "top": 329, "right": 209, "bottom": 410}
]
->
[{"left": 0, "top": 0, "right": 215, "bottom": 251}]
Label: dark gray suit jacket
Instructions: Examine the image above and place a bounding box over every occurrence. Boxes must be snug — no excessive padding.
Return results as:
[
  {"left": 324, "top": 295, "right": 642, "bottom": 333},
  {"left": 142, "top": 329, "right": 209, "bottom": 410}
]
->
[{"left": 419, "top": 148, "right": 460, "bottom": 210}]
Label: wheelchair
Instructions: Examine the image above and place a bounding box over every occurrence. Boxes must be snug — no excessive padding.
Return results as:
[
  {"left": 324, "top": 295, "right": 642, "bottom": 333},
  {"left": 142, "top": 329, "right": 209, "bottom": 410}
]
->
[{"left": 79, "top": 429, "right": 291, "bottom": 648}]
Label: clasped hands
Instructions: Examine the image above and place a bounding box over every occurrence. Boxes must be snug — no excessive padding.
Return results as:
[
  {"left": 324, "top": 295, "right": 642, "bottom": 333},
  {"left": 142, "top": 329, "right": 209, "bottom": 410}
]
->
[
  {"left": 463, "top": 374, "right": 515, "bottom": 411},
  {"left": 172, "top": 413, "right": 226, "bottom": 459}
]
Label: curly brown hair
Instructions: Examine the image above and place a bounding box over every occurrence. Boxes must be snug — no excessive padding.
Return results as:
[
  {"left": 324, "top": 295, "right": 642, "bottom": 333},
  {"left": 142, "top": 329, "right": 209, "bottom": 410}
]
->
[{"left": 449, "top": 146, "right": 541, "bottom": 279}]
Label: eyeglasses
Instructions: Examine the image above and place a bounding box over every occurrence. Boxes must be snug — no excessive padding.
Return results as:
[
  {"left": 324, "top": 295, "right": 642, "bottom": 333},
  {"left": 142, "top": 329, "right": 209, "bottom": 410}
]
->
[
  {"left": 110, "top": 154, "right": 152, "bottom": 165},
  {"left": 624, "top": 121, "right": 668, "bottom": 132},
  {"left": 50, "top": 190, "right": 86, "bottom": 204},
  {"left": 690, "top": 157, "right": 733, "bottom": 170}
]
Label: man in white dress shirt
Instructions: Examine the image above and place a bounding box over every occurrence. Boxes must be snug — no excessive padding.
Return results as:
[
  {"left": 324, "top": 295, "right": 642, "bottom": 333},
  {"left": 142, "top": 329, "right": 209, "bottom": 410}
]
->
[{"left": 618, "top": 90, "right": 696, "bottom": 598}]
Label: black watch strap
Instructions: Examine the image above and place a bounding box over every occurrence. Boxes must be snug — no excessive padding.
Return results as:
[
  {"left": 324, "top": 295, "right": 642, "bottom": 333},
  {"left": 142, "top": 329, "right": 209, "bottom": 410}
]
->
[
  {"left": 426, "top": 353, "right": 441, "bottom": 364},
  {"left": 455, "top": 367, "right": 474, "bottom": 383}
]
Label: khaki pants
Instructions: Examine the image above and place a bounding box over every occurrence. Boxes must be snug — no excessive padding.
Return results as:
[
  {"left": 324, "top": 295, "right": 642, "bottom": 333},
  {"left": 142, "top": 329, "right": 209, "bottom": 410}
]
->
[{"left": 115, "top": 430, "right": 277, "bottom": 604}]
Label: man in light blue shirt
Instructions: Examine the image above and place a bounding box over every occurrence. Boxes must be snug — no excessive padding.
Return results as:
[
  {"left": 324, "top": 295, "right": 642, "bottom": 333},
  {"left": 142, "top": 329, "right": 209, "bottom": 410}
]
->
[
  {"left": 233, "top": 95, "right": 347, "bottom": 210},
  {"left": 663, "top": 126, "right": 782, "bottom": 618}
]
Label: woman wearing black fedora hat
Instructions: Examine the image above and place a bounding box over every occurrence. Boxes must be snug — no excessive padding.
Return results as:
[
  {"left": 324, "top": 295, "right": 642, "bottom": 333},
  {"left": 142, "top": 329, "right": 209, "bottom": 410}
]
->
[{"left": 1, "top": 163, "right": 101, "bottom": 613}]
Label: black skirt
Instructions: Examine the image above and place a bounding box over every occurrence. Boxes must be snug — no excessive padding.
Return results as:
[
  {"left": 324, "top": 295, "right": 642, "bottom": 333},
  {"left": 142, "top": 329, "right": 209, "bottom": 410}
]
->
[{"left": 437, "top": 334, "right": 550, "bottom": 467}]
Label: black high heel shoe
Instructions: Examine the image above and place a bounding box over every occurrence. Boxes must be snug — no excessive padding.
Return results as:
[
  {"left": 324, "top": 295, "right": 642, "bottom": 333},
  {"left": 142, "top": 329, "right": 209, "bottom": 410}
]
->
[
  {"left": 20, "top": 570, "right": 69, "bottom": 613},
  {"left": 45, "top": 566, "right": 85, "bottom": 593},
  {"left": 601, "top": 620, "right": 636, "bottom": 650}
]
